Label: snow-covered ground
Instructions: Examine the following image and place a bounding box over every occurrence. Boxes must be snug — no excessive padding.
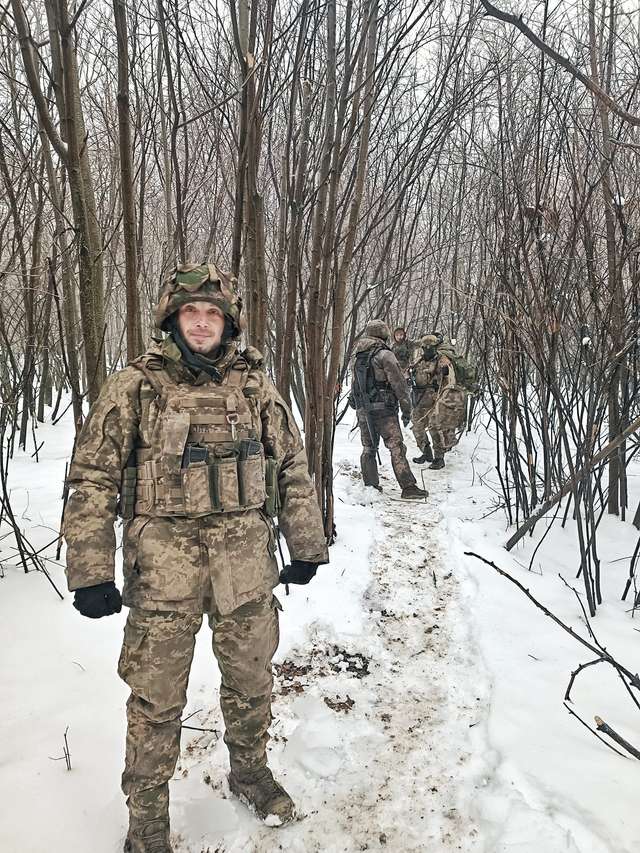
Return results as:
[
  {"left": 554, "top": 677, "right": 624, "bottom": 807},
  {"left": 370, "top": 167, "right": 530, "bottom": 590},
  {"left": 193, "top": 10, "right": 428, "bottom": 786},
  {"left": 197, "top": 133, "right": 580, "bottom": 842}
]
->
[{"left": 2, "top": 406, "right": 639, "bottom": 852}]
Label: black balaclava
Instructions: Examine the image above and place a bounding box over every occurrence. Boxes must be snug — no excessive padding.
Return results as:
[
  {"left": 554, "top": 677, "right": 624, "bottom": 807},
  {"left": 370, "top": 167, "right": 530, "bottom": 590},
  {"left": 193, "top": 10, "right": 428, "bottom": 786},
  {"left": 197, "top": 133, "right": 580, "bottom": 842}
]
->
[
  {"left": 168, "top": 312, "right": 234, "bottom": 380},
  {"left": 422, "top": 346, "right": 437, "bottom": 361}
]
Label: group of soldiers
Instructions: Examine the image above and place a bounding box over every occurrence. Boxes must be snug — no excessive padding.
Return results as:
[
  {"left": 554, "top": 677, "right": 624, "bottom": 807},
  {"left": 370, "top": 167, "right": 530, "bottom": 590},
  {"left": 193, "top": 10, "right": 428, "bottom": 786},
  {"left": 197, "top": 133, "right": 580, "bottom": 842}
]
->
[
  {"left": 62, "top": 262, "right": 475, "bottom": 852},
  {"left": 349, "top": 320, "right": 474, "bottom": 498}
]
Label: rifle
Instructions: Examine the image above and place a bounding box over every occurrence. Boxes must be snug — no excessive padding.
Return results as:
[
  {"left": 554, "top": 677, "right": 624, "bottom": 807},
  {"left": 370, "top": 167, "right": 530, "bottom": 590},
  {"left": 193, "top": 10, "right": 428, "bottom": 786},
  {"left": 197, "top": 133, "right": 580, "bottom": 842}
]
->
[{"left": 409, "top": 368, "right": 418, "bottom": 407}]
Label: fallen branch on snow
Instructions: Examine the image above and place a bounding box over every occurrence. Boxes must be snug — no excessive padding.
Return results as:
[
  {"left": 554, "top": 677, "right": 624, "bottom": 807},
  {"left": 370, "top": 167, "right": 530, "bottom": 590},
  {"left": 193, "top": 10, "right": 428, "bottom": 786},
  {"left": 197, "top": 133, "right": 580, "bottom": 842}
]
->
[
  {"left": 466, "top": 550, "right": 640, "bottom": 756},
  {"left": 594, "top": 717, "right": 640, "bottom": 761}
]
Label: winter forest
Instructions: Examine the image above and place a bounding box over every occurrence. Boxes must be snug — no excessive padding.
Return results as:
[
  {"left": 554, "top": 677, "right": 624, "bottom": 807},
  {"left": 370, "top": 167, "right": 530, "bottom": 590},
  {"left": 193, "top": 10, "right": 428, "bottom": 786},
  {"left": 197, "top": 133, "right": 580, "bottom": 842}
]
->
[{"left": 2, "top": 0, "right": 640, "bottom": 849}]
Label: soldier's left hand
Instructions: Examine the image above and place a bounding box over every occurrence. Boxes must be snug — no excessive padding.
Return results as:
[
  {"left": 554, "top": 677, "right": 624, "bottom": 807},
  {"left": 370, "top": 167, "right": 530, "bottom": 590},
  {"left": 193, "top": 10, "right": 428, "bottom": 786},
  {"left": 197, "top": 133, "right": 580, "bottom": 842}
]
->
[
  {"left": 401, "top": 413, "right": 411, "bottom": 427},
  {"left": 73, "top": 581, "right": 123, "bottom": 618},
  {"left": 279, "top": 560, "right": 319, "bottom": 585}
]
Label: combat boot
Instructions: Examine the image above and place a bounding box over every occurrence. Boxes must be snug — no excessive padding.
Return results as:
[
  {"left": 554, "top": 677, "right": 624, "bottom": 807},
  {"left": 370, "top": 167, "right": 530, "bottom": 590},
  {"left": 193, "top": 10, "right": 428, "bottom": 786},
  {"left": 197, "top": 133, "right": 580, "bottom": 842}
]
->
[
  {"left": 429, "top": 457, "right": 445, "bottom": 470},
  {"left": 400, "top": 484, "right": 428, "bottom": 500},
  {"left": 124, "top": 819, "right": 173, "bottom": 853},
  {"left": 412, "top": 446, "right": 433, "bottom": 464},
  {"left": 229, "top": 766, "right": 296, "bottom": 826}
]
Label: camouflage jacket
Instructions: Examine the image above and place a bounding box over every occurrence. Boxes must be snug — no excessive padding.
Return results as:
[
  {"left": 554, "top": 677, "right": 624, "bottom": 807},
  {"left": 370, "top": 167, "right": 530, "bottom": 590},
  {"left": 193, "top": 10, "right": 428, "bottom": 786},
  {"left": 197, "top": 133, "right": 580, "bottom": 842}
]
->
[
  {"left": 391, "top": 339, "right": 414, "bottom": 372},
  {"left": 63, "top": 339, "right": 328, "bottom": 614},
  {"left": 352, "top": 336, "right": 412, "bottom": 420},
  {"left": 412, "top": 352, "right": 455, "bottom": 392}
]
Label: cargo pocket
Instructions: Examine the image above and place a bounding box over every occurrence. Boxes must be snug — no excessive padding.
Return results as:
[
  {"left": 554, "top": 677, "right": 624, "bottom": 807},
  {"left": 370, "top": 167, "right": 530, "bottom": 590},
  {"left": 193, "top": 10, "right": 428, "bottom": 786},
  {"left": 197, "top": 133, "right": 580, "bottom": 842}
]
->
[
  {"left": 117, "top": 613, "right": 149, "bottom": 696},
  {"left": 225, "top": 511, "right": 274, "bottom": 602},
  {"left": 122, "top": 516, "right": 152, "bottom": 576},
  {"left": 118, "top": 611, "right": 200, "bottom": 711}
]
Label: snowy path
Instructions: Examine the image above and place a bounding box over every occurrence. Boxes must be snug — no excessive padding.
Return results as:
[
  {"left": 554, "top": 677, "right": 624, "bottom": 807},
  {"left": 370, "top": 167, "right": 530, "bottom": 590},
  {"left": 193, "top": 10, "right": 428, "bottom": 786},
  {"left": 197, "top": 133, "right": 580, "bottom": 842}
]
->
[{"left": 168, "top": 466, "right": 487, "bottom": 853}]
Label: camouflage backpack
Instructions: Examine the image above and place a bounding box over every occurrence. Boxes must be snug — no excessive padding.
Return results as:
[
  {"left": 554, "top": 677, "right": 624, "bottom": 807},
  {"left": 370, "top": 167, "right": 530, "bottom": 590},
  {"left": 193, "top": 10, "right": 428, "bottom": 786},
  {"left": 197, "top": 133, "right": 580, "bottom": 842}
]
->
[{"left": 437, "top": 343, "right": 476, "bottom": 391}]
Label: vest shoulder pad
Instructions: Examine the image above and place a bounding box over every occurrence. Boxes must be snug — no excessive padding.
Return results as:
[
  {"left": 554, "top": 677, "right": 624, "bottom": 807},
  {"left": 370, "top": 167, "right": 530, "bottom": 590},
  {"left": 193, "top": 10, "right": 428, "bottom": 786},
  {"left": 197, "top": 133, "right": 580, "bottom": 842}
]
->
[
  {"left": 241, "top": 346, "right": 264, "bottom": 368},
  {"left": 129, "top": 351, "right": 165, "bottom": 371}
]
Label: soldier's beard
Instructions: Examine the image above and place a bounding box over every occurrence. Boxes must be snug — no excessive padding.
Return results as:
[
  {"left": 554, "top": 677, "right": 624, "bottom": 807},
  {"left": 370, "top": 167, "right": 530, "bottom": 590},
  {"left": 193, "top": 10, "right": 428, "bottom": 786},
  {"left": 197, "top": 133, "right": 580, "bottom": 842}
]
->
[
  {"left": 168, "top": 315, "right": 225, "bottom": 378},
  {"left": 186, "top": 336, "right": 219, "bottom": 355}
]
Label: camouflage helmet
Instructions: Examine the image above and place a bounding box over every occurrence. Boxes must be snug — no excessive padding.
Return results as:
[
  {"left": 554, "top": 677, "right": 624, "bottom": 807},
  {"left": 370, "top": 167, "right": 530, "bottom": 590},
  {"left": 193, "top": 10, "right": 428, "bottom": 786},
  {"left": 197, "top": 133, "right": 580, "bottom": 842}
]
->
[
  {"left": 154, "top": 263, "right": 244, "bottom": 337},
  {"left": 419, "top": 333, "right": 441, "bottom": 349},
  {"left": 364, "top": 319, "right": 391, "bottom": 341}
]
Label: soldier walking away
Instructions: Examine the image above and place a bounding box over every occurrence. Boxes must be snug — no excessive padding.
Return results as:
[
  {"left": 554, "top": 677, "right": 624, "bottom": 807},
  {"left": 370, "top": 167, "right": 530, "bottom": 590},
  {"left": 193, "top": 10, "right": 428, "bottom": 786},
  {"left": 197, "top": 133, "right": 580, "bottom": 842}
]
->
[
  {"left": 349, "top": 320, "right": 427, "bottom": 500},
  {"left": 391, "top": 326, "right": 413, "bottom": 376},
  {"left": 410, "top": 333, "right": 475, "bottom": 470},
  {"left": 63, "top": 264, "right": 329, "bottom": 852}
]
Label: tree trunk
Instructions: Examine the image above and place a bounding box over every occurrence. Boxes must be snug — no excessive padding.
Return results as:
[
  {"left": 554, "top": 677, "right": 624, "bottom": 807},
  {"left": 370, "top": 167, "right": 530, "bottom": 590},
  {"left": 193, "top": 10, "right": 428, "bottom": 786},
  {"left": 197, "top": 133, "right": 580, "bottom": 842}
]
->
[{"left": 113, "top": 0, "right": 142, "bottom": 360}]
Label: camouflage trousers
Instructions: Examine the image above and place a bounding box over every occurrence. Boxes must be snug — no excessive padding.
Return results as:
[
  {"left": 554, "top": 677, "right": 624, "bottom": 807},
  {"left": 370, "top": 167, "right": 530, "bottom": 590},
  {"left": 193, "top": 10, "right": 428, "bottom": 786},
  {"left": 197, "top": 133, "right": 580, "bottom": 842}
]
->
[
  {"left": 412, "top": 388, "right": 466, "bottom": 459},
  {"left": 118, "top": 594, "right": 279, "bottom": 824},
  {"left": 357, "top": 410, "right": 416, "bottom": 489}
]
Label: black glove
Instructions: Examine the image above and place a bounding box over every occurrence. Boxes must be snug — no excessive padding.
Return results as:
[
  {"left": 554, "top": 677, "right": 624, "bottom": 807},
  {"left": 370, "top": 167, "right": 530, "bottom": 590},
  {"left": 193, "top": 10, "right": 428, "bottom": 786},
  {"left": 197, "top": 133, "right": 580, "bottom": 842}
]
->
[
  {"left": 73, "top": 581, "right": 123, "bottom": 619},
  {"left": 401, "top": 413, "right": 411, "bottom": 427},
  {"left": 279, "top": 560, "right": 319, "bottom": 586}
]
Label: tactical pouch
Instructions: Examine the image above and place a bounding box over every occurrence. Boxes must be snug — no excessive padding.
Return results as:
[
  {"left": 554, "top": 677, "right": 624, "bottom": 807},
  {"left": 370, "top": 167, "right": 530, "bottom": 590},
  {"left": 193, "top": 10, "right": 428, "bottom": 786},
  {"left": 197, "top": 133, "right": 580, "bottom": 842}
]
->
[
  {"left": 162, "top": 411, "right": 191, "bottom": 476},
  {"left": 264, "top": 457, "right": 281, "bottom": 518},
  {"left": 213, "top": 456, "right": 241, "bottom": 512},
  {"left": 120, "top": 465, "right": 137, "bottom": 520},
  {"left": 183, "top": 462, "right": 213, "bottom": 515},
  {"left": 238, "top": 449, "right": 266, "bottom": 507},
  {"left": 380, "top": 389, "right": 397, "bottom": 410}
]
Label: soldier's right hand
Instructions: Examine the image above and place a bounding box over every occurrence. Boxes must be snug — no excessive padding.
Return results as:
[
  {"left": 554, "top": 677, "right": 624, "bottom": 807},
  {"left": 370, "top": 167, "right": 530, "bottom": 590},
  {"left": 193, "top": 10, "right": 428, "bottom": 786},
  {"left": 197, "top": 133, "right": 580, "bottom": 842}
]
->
[{"left": 73, "top": 581, "right": 123, "bottom": 619}]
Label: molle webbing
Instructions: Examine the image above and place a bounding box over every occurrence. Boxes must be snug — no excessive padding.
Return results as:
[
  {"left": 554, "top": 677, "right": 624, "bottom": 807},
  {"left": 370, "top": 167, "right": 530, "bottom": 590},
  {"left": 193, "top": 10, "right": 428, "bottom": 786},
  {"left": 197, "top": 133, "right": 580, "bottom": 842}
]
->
[{"left": 126, "top": 359, "right": 268, "bottom": 518}]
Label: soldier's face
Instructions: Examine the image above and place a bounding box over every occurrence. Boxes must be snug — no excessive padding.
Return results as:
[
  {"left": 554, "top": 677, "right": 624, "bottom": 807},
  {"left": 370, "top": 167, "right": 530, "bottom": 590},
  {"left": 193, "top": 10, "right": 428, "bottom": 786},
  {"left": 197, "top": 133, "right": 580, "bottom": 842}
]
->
[
  {"left": 394, "top": 330, "right": 405, "bottom": 342},
  {"left": 177, "top": 302, "right": 225, "bottom": 354}
]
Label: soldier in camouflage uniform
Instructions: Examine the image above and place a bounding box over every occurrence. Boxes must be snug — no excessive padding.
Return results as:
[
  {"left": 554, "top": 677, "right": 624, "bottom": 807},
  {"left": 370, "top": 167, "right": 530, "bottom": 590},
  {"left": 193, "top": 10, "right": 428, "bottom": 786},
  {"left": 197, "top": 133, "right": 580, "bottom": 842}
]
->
[
  {"left": 391, "top": 327, "right": 414, "bottom": 376},
  {"left": 350, "top": 320, "right": 427, "bottom": 500},
  {"left": 63, "top": 264, "right": 329, "bottom": 852},
  {"left": 410, "top": 334, "right": 467, "bottom": 470}
]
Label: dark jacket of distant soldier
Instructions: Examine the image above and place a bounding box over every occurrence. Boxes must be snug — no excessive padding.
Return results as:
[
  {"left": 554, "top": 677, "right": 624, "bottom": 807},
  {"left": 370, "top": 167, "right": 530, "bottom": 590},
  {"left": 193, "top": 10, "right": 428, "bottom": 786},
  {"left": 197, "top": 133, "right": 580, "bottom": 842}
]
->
[
  {"left": 349, "top": 320, "right": 426, "bottom": 500},
  {"left": 63, "top": 264, "right": 329, "bottom": 852},
  {"left": 391, "top": 327, "right": 413, "bottom": 375},
  {"left": 410, "top": 334, "right": 468, "bottom": 470}
]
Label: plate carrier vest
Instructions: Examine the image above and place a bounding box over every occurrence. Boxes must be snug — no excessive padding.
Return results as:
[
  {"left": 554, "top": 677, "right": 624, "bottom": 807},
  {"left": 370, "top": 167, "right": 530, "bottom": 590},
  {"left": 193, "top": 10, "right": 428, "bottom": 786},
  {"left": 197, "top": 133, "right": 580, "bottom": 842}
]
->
[{"left": 119, "top": 353, "right": 279, "bottom": 519}]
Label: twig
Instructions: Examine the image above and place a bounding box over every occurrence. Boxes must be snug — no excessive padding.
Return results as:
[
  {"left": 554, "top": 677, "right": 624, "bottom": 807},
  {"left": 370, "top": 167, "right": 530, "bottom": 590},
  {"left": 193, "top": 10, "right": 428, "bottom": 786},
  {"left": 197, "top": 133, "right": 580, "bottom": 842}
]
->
[
  {"left": 181, "top": 725, "right": 220, "bottom": 734},
  {"left": 564, "top": 658, "right": 603, "bottom": 701},
  {"left": 181, "top": 709, "right": 203, "bottom": 724},
  {"left": 465, "top": 551, "right": 640, "bottom": 689},
  {"left": 49, "top": 726, "right": 72, "bottom": 769},
  {"left": 595, "top": 716, "right": 640, "bottom": 760},
  {"left": 559, "top": 574, "right": 598, "bottom": 644},
  {"left": 63, "top": 727, "right": 71, "bottom": 770},
  {"left": 563, "top": 703, "right": 626, "bottom": 758}
]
